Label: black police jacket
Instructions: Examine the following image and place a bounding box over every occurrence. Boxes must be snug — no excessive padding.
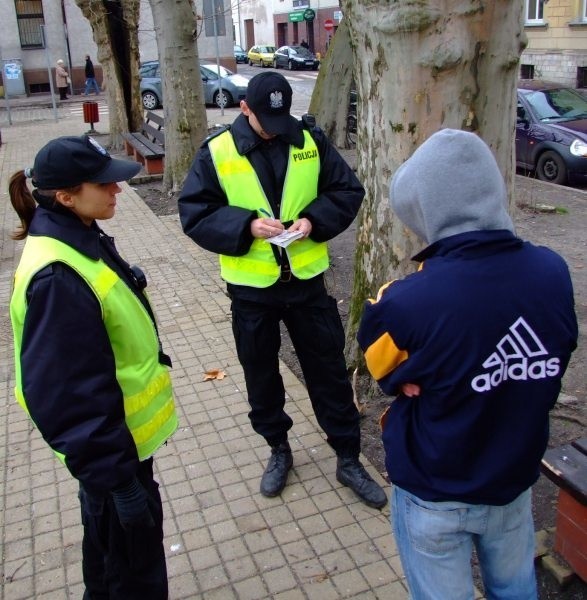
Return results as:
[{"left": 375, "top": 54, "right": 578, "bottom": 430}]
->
[
  {"left": 17, "top": 205, "right": 161, "bottom": 494},
  {"left": 178, "top": 113, "right": 365, "bottom": 302}
]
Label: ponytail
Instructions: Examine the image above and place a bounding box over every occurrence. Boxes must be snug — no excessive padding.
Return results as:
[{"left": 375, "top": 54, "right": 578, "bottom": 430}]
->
[{"left": 9, "top": 170, "right": 36, "bottom": 240}]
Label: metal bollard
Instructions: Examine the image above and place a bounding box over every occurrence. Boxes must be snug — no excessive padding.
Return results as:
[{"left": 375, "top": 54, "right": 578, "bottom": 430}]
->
[{"left": 82, "top": 101, "right": 99, "bottom": 134}]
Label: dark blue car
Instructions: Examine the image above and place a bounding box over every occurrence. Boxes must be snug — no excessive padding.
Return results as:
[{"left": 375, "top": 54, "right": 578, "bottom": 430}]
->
[{"left": 516, "top": 80, "right": 587, "bottom": 185}]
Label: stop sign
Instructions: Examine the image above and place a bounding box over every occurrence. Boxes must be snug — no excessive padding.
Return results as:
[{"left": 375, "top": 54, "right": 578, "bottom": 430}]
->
[{"left": 324, "top": 19, "right": 334, "bottom": 31}]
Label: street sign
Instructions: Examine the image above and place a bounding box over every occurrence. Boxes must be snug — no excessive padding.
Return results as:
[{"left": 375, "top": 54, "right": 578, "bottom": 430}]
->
[
  {"left": 289, "top": 10, "right": 304, "bottom": 22},
  {"left": 303, "top": 9, "right": 316, "bottom": 21},
  {"left": 324, "top": 19, "right": 334, "bottom": 31}
]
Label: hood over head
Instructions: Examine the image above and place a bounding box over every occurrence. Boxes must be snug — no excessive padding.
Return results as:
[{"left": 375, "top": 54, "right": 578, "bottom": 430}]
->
[{"left": 389, "top": 129, "right": 514, "bottom": 244}]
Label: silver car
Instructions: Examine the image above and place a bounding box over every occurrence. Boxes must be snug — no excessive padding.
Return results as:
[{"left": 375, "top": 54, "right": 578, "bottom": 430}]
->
[{"left": 139, "top": 61, "right": 249, "bottom": 109}]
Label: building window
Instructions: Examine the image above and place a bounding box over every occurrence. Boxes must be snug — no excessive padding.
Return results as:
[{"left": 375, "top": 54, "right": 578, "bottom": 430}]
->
[
  {"left": 292, "top": 0, "right": 309, "bottom": 7},
  {"left": 520, "top": 64, "right": 535, "bottom": 79},
  {"left": 583, "top": 0, "right": 587, "bottom": 21},
  {"left": 525, "top": 0, "right": 544, "bottom": 23},
  {"left": 14, "top": 0, "right": 45, "bottom": 48},
  {"left": 578, "top": 67, "right": 587, "bottom": 89}
]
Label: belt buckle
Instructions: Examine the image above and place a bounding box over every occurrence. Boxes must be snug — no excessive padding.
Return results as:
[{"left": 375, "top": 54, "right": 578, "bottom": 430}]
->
[{"left": 280, "top": 265, "right": 292, "bottom": 282}]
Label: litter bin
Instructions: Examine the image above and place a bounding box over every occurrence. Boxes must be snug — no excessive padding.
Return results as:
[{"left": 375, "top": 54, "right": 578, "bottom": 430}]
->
[{"left": 83, "top": 101, "right": 99, "bottom": 133}]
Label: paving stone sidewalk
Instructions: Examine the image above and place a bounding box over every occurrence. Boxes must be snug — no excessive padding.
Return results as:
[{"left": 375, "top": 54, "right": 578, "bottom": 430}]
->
[{"left": 0, "top": 106, "right": 406, "bottom": 599}]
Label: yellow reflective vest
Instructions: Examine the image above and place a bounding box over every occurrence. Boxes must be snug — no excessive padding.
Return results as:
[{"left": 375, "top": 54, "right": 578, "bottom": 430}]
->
[
  {"left": 10, "top": 235, "right": 178, "bottom": 463},
  {"left": 208, "top": 129, "right": 330, "bottom": 287}
]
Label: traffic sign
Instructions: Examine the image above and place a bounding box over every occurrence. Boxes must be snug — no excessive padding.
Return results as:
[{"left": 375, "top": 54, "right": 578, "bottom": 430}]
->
[{"left": 324, "top": 19, "right": 334, "bottom": 31}]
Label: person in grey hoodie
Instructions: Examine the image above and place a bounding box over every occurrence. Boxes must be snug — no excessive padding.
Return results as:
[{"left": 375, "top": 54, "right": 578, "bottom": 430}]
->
[{"left": 358, "top": 129, "right": 577, "bottom": 600}]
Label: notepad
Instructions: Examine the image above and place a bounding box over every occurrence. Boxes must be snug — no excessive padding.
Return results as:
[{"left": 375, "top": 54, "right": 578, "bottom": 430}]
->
[{"left": 266, "top": 230, "right": 304, "bottom": 248}]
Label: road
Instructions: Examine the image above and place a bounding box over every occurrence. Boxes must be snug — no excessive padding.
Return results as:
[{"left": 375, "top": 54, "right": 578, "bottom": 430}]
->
[{"left": 233, "top": 63, "right": 317, "bottom": 116}]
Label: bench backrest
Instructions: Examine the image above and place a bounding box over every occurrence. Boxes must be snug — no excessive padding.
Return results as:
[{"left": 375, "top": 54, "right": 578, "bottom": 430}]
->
[{"left": 142, "top": 110, "right": 165, "bottom": 146}]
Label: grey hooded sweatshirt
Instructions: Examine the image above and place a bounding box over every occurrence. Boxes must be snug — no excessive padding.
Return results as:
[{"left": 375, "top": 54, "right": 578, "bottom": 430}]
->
[{"left": 389, "top": 128, "right": 514, "bottom": 243}]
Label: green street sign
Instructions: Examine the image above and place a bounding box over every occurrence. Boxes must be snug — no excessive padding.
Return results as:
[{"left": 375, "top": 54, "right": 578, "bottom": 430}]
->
[
  {"left": 289, "top": 10, "right": 304, "bottom": 22},
  {"left": 303, "top": 9, "right": 316, "bottom": 21}
]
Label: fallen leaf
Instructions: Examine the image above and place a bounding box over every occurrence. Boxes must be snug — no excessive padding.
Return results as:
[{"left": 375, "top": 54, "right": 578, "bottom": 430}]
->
[{"left": 203, "top": 369, "right": 226, "bottom": 381}]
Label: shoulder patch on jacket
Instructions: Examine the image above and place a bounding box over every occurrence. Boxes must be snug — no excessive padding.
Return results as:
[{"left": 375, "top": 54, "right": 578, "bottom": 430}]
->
[{"left": 202, "top": 125, "right": 230, "bottom": 147}]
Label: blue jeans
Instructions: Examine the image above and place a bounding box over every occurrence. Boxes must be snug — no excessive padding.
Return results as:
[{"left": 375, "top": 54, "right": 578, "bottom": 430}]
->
[
  {"left": 391, "top": 486, "right": 537, "bottom": 600},
  {"left": 84, "top": 77, "right": 101, "bottom": 95}
]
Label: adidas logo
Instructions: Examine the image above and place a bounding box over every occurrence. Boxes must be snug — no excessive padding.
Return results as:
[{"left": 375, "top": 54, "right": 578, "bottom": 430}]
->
[{"left": 471, "top": 317, "right": 560, "bottom": 392}]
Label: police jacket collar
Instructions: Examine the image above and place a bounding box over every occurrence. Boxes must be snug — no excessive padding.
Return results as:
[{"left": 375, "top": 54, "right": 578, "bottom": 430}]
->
[
  {"left": 28, "top": 205, "right": 103, "bottom": 260},
  {"left": 413, "top": 229, "right": 523, "bottom": 262},
  {"left": 231, "top": 113, "right": 305, "bottom": 154}
]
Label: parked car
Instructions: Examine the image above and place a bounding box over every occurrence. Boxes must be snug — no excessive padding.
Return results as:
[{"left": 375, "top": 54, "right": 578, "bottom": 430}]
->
[
  {"left": 273, "top": 45, "right": 319, "bottom": 71},
  {"left": 234, "top": 44, "right": 247, "bottom": 64},
  {"left": 247, "top": 45, "right": 276, "bottom": 68},
  {"left": 139, "top": 61, "right": 249, "bottom": 109},
  {"left": 139, "top": 61, "right": 163, "bottom": 110},
  {"left": 516, "top": 79, "right": 587, "bottom": 185}
]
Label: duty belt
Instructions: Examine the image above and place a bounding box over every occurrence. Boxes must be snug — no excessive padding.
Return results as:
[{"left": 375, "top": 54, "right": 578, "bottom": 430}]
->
[{"left": 280, "top": 263, "right": 292, "bottom": 283}]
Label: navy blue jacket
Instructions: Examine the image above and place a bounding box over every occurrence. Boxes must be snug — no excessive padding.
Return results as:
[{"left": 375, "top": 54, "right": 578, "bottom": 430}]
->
[
  {"left": 358, "top": 230, "right": 578, "bottom": 505},
  {"left": 17, "top": 205, "right": 164, "bottom": 494}
]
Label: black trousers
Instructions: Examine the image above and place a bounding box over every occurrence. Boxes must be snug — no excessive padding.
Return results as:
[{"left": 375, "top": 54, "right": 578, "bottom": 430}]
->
[
  {"left": 79, "top": 459, "right": 168, "bottom": 600},
  {"left": 231, "top": 293, "right": 361, "bottom": 457}
]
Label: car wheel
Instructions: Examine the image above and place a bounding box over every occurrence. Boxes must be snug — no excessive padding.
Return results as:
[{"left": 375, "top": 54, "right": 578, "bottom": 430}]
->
[
  {"left": 536, "top": 151, "right": 568, "bottom": 185},
  {"left": 214, "top": 89, "right": 233, "bottom": 109},
  {"left": 288, "top": 60, "right": 294, "bottom": 71},
  {"left": 273, "top": 59, "right": 279, "bottom": 69},
  {"left": 248, "top": 59, "right": 253, "bottom": 66},
  {"left": 142, "top": 91, "right": 159, "bottom": 110}
]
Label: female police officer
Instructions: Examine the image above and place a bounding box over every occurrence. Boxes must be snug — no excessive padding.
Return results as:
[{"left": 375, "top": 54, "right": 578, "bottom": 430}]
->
[{"left": 9, "top": 135, "right": 178, "bottom": 599}]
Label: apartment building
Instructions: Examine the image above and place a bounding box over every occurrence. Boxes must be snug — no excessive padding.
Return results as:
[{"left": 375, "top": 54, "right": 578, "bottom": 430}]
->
[
  {"left": 0, "top": 0, "right": 233, "bottom": 97},
  {"left": 521, "top": 0, "right": 587, "bottom": 87},
  {"left": 234, "top": 0, "right": 342, "bottom": 57}
]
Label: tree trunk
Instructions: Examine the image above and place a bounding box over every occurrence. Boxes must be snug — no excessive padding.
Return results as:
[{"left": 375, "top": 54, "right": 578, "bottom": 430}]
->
[
  {"left": 148, "top": 0, "right": 208, "bottom": 192},
  {"left": 74, "top": 0, "right": 143, "bottom": 149},
  {"left": 309, "top": 19, "right": 355, "bottom": 148},
  {"left": 342, "top": 0, "right": 526, "bottom": 369}
]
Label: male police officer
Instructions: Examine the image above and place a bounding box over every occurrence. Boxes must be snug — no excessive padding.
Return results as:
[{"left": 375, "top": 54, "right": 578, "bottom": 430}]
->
[{"left": 179, "top": 72, "right": 386, "bottom": 509}]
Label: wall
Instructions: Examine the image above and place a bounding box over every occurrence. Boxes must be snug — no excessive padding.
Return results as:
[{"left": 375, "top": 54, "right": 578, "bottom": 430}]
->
[
  {"left": 0, "top": 0, "right": 234, "bottom": 96},
  {"left": 521, "top": 0, "right": 587, "bottom": 87}
]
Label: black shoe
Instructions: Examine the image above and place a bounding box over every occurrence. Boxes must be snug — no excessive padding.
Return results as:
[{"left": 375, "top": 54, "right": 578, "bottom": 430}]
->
[
  {"left": 260, "top": 442, "right": 293, "bottom": 497},
  {"left": 336, "top": 456, "right": 387, "bottom": 509}
]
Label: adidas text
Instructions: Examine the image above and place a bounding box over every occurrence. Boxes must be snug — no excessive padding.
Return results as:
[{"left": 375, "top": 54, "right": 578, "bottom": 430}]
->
[{"left": 471, "top": 357, "right": 560, "bottom": 392}]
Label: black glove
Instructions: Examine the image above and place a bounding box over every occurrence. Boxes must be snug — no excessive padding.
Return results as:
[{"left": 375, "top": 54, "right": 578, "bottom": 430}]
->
[{"left": 111, "top": 477, "right": 155, "bottom": 530}]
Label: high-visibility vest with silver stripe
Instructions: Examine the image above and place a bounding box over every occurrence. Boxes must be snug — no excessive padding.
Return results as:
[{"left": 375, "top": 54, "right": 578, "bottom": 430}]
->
[
  {"left": 209, "top": 129, "right": 329, "bottom": 287},
  {"left": 10, "top": 235, "right": 178, "bottom": 463}
]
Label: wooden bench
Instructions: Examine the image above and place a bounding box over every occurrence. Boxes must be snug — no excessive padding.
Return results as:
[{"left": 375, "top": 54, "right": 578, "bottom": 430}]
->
[
  {"left": 541, "top": 436, "right": 587, "bottom": 582},
  {"left": 122, "top": 111, "right": 165, "bottom": 175}
]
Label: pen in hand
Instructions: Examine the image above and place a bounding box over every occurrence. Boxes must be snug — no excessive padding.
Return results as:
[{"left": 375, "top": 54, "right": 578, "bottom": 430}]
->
[{"left": 258, "top": 207, "right": 272, "bottom": 218}]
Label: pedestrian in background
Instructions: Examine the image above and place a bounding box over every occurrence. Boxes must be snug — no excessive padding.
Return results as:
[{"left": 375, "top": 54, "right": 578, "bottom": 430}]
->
[
  {"left": 55, "top": 59, "right": 69, "bottom": 100},
  {"left": 179, "top": 71, "right": 387, "bottom": 509},
  {"left": 84, "top": 54, "right": 101, "bottom": 95},
  {"left": 9, "top": 135, "right": 178, "bottom": 599},
  {"left": 358, "top": 128, "right": 578, "bottom": 599}
]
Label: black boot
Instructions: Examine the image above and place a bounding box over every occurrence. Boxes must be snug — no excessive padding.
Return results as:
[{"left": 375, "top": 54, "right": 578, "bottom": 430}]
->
[
  {"left": 260, "top": 442, "right": 293, "bottom": 497},
  {"left": 336, "top": 456, "right": 387, "bottom": 509}
]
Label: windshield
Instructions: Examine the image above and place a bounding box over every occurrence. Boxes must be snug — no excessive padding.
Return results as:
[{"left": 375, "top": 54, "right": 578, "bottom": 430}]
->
[
  {"left": 201, "top": 64, "right": 233, "bottom": 79},
  {"left": 259, "top": 46, "right": 276, "bottom": 53},
  {"left": 523, "top": 88, "right": 587, "bottom": 122},
  {"left": 290, "top": 46, "right": 313, "bottom": 58}
]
